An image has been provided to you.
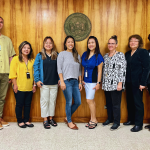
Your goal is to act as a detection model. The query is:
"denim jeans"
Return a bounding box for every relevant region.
[63,79,81,123]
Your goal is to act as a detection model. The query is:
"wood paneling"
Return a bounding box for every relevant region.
[1,0,150,122]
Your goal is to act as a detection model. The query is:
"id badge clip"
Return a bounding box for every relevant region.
[26,72,30,79]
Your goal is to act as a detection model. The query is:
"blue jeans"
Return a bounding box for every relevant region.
[63,79,81,123]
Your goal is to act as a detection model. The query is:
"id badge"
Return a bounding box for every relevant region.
[85,70,88,77]
[0,45,1,51]
[26,72,30,79]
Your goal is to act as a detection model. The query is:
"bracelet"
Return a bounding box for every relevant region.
[33,84,37,86]
[97,82,101,85]
[79,83,82,85]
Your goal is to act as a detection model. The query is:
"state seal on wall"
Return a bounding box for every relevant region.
[64,13,92,41]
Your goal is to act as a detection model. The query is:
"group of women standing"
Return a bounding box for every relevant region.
[9,34,150,132]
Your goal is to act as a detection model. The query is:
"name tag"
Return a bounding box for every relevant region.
[85,70,88,77]
[26,72,30,79]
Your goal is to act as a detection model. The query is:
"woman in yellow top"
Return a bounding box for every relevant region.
[9,41,36,128]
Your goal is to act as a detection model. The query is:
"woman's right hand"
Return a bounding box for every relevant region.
[61,81,66,91]
[37,81,43,88]
[13,84,18,93]
[82,81,85,88]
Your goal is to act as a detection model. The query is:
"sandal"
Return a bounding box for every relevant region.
[43,120,51,129]
[85,121,92,127]
[145,125,150,129]
[49,119,57,127]
[88,121,98,129]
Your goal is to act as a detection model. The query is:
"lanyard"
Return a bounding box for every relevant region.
[25,60,28,72]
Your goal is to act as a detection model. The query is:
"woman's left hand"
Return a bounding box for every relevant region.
[139,85,145,91]
[79,84,82,91]
[117,82,122,91]
[33,86,36,93]
[58,80,60,87]
[93,84,100,91]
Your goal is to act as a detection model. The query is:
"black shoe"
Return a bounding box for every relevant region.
[145,125,150,129]
[130,126,143,132]
[25,123,34,127]
[48,119,57,127]
[43,121,51,129]
[103,120,113,126]
[123,121,134,126]
[110,124,120,131]
[18,123,26,128]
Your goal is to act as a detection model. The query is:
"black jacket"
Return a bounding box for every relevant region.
[147,49,150,84]
[125,48,149,87]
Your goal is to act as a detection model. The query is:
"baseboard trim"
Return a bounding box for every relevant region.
[3,116,150,123]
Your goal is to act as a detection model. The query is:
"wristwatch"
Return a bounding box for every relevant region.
[97,82,101,84]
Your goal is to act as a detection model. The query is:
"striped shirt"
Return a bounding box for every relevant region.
[57,51,81,81]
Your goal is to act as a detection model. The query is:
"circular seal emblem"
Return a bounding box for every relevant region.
[64,13,92,41]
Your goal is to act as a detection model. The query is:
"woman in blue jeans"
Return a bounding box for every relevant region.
[57,36,82,130]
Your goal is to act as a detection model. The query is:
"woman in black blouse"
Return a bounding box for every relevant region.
[124,34,149,132]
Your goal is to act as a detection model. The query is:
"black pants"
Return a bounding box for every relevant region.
[14,91,33,123]
[126,83,144,126]
[105,90,122,125]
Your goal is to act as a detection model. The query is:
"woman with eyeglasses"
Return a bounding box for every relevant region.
[123,35,149,132]
[102,35,126,131]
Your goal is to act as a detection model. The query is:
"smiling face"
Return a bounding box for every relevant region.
[88,38,96,52]
[22,44,31,56]
[65,38,74,50]
[0,18,4,31]
[108,39,117,51]
[44,38,53,51]
[129,37,139,50]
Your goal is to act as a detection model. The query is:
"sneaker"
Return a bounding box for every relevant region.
[0,119,10,127]
[110,123,120,131]
[103,120,113,126]
[0,123,3,130]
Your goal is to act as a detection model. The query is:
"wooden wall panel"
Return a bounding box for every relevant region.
[0,0,150,122]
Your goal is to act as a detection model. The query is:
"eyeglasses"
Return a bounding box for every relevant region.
[129,40,139,42]
[107,43,116,45]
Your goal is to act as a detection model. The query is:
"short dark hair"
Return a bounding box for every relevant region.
[128,34,143,48]
[109,35,118,44]
[0,17,4,21]
[19,41,33,62]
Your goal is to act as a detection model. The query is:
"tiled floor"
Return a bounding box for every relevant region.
[1,122,150,150]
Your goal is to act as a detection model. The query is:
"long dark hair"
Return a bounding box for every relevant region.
[85,36,101,60]
[40,36,57,60]
[64,36,79,63]
[19,41,33,62]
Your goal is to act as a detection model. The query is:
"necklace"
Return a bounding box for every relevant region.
[131,49,137,56]
[108,50,116,59]
[46,53,51,57]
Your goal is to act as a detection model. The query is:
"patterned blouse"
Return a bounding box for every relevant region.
[102,52,126,91]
